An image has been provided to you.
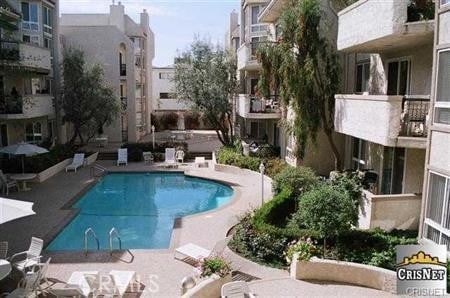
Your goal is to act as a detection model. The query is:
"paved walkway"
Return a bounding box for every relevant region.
[0,161,392,297]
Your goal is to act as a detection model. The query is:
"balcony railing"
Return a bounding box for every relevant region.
[400,95,430,137]
[0,40,20,61]
[249,96,280,113]
[0,95,23,114]
[120,64,126,76]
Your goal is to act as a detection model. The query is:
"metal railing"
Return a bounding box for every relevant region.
[0,95,23,114]
[0,40,20,61]
[248,95,280,113]
[84,227,100,255]
[109,227,122,255]
[400,95,430,137]
[90,163,107,178]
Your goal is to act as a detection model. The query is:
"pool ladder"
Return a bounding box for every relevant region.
[109,227,122,255]
[84,227,100,255]
[90,163,107,178]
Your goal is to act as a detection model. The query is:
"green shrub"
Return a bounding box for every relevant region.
[199,256,232,278]
[217,147,261,172]
[330,171,363,209]
[251,144,278,159]
[290,184,358,241]
[228,213,289,268]
[160,112,179,130]
[253,188,295,228]
[184,112,200,130]
[272,166,320,197]
[332,229,418,270]
[265,158,288,178]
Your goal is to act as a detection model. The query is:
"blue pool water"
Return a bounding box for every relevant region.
[47,173,233,251]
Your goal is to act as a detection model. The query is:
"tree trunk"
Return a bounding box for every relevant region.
[324,128,342,170]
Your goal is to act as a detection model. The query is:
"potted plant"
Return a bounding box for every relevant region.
[284,237,320,265]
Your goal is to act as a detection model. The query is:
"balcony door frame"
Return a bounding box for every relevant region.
[386,56,412,96]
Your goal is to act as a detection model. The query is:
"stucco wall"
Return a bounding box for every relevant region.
[359,190,421,231]
[428,131,450,171]
[403,148,425,194]
[1,117,50,145]
[61,25,137,143]
[151,68,190,111]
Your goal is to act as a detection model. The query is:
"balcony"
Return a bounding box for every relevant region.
[236,94,282,119]
[334,94,430,148]
[237,42,267,71]
[0,41,51,72]
[337,0,434,53]
[0,94,54,120]
[258,0,288,23]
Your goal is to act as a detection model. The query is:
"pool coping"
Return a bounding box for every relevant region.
[43,170,241,253]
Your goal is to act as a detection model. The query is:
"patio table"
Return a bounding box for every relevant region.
[0,259,11,280]
[10,173,37,191]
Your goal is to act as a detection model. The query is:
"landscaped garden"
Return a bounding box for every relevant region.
[217,145,418,271]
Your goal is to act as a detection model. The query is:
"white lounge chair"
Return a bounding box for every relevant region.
[175,150,185,163]
[110,270,136,296]
[221,281,256,298]
[65,153,85,172]
[10,237,43,274]
[175,238,228,264]
[195,157,208,168]
[0,170,18,195]
[164,148,177,168]
[49,287,86,297]
[143,151,154,164]
[117,148,128,166]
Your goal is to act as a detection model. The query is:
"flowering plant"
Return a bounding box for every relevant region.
[284,238,320,264]
[196,256,232,278]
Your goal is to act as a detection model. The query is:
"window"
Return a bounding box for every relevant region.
[22,34,39,46]
[42,6,53,35]
[159,72,173,80]
[380,147,405,195]
[251,6,260,25]
[351,137,366,170]
[21,2,39,31]
[424,172,450,251]
[28,77,51,94]
[435,50,450,125]
[159,92,176,99]
[387,58,410,95]
[43,36,52,49]
[25,122,42,143]
[355,62,370,93]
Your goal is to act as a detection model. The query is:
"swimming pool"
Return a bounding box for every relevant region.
[47,172,234,251]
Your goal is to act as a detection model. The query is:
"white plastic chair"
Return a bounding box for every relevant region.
[165,148,176,167]
[175,150,185,163]
[0,170,18,195]
[221,281,256,298]
[65,153,85,172]
[143,152,154,164]
[5,271,40,297]
[10,237,43,274]
[117,148,128,166]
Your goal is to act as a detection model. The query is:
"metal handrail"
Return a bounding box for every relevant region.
[90,163,107,177]
[84,227,99,255]
[109,227,122,255]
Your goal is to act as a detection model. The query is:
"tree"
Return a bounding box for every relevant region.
[174,38,238,145]
[258,0,342,169]
[291,184,358,255]
[61,48,119,145]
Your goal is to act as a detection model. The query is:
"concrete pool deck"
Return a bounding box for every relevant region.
[0,161,393,297]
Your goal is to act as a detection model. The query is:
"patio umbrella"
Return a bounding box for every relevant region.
[0,197,35,224]
[0,142,49,173]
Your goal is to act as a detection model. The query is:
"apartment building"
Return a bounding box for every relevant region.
[419,0,450,251]
[234,0,344,175]
[225,10,240,55]
[335,0,437,230]
[60,2,155,143]
[0,0,59,146]
[151,65,190,130]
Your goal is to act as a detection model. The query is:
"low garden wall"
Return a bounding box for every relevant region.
[290,256,396,294]
[34,152,98,183]
[181,274,232,298]
[359,190,421,231]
